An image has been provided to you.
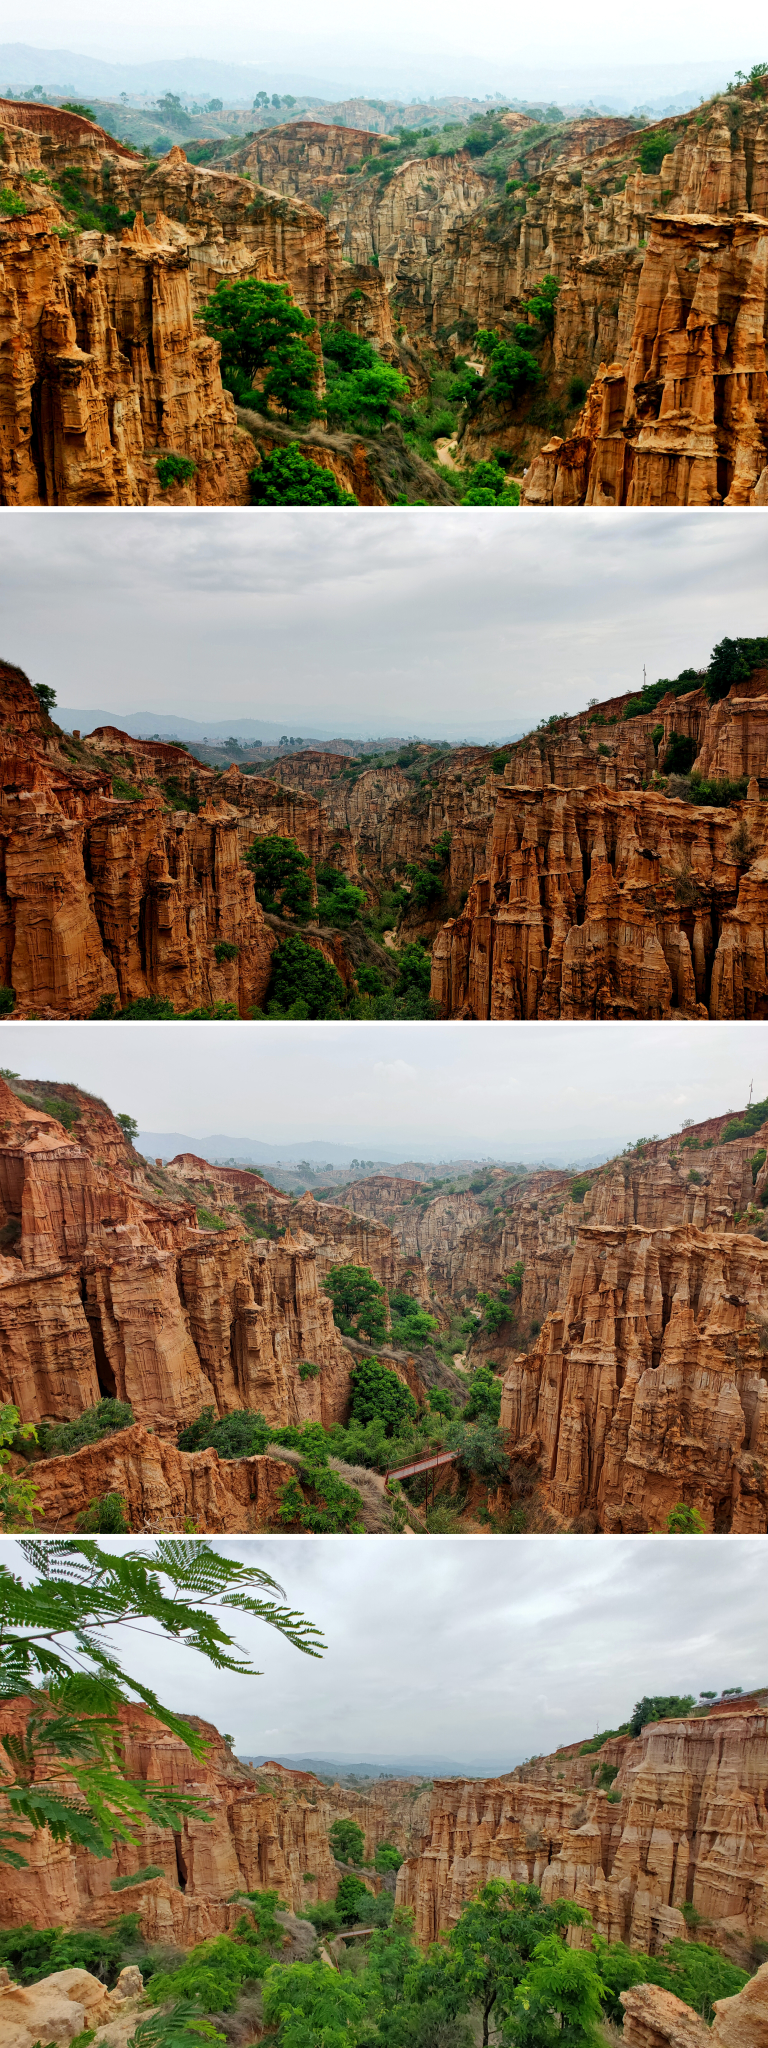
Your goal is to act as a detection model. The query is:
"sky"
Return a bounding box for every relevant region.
[4,1020,766,1162]
[6,1536,762,1770]
[2,510,767,741]
[0,4,753,98]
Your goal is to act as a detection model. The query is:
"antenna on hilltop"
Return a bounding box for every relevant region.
[748,1079,753,1106]
[643,664,646,689]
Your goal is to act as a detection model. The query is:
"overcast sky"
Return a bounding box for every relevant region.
[2,511,766,741]
[4,1021,765,1162]
[7,1536,761,1770]
[0,6,751,96]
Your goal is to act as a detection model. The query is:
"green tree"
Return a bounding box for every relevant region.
[262,1960,370,2048]
[329,1816,366,1864]
[395,943,432,1002]
[243,836,313,918]
[32,683,57,714]
[666,1503,706,1533]
[321,324,409,433]
[0,1539,322,1868]
[202,279,320,424]
[628,1694,696,1737]
[349,1356,419,1433]
[510,1935,605,2048]
[249,446,357,504]
[705,635,768,703]
[261,936,347,1018]
[0,1407,39,1531]
[117,1113,139,1141]
[428,1881,590,2048]
[336,1872,372,1922]
[325,1266,389,1346]
[464,1367,502,1423]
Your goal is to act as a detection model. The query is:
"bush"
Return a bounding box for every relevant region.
[374,1842,402,1872]
[349,1357,419,1435]
[705,635,768,703]
[721,1095,768,1143]
[321,324,408,432]
[0,988,16,1016]
[249,445,357,504]
[0,189,27,216]
[111,1866,163,1891]
[261,935,347,1018]
[156,453,196,490]
[567,374,588,406]
[298,1360,320,1380]
[336,1873,372,1922]
[0,1917,140,1987]
[394,943,432,1002]
[243,835,313,918]
[622,667,700,719]
[464,1367,502,1424]
[388,1288,438,1349]
[37,1400,134,1460]
[75,1492,129,1533]
[330,1818,366,1865]
[146,1930,273,2010]
[661,730,697,776]
[203,278,320,424]
[639,132,673,173]
[178,1407,270,1458]
[666,1503,706,1533]
[277,1467,364,1534]
[628,1694,695,1736]
[214,940,239,962]
[325,1265,390,1346]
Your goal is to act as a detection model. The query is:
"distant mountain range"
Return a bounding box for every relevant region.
[55,708,523,745]
[242,1751,514,1777]
[137,1135,510,1168]
[0,44,731,112]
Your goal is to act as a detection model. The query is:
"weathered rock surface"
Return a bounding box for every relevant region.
[397,1701,768,1959]
[430,672,768,1021]
[0,1704,432,1934]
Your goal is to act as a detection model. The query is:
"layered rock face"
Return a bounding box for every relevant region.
[0,662,371,1018]
[0,1703,431,1937]
[0,107,396,506]
[431,674,768,1021]
[397,1701,768,1960]
[0,1075,355,1442]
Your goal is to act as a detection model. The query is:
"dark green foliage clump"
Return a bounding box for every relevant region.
[638,131,673,173]
[349,1357,419,1435]
[687,772,749,805]
[325,1265,390,1345]
[666,1503,706,1533]
[394,942,432,1003]
[460,457,521,505]
[145,1920,278,2011]
[260,935,347,1019]
[320,324,408,433]
[52,164,136,233]
[477,1262,524,1331]
[388,1288,439,1348]
[214,940,239,963]
[329,1817,365,1864]
[178,1407,270,1458]
[36,1399,134,1460]
[249,446,357,504]
[0,1916,140,1987]
[75,1492,129,1533]
[705,635,768,703]
[202,278,321,425]
[622,666,700,718]
[0,987,15,1015]
[628,1694,696,1736]
[374,1841,402,1872]
[335,1872,373,1922]
[721,1095,768,1143]
[156,454,196,490]
[600,1939,747,2027]
[243,835,313,918]
[569,1177,592,1204]
[110,1865,164,1890]
[463,1366,502,1424]
[661,730,697,775]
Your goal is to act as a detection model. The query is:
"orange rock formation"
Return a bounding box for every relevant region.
[396,1699,768,1960]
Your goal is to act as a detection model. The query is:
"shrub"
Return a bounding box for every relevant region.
[661,730,696,775]
[298,1360,320,1380]
[325,1265,389,1346]
[639,132,673,173]
[349,1357,419,1434]
[569,1176,592,1204]
[704,634,768,703]
[567,374,588,406]
[75,1492,129,1533]
[330,1818,366,1865]
[0,988,15,1015]
[0,1917,141,1987]
[388,1288,438,1348]
[394,943,432,1002]
[628,1694,695,1736]
[243,835,313,918]
[214,940,239,962]
[261,935,347,1018]
[277,1467,364,1534]
[464,1367,502,1424]
[336,1873,372,1922]
[178,1407,270,1457]
[111,1866,163,1891]
[249,445,357,504]
[666,1503,706,1533]
[146,1930,272,2011]
[320,324,408,432]
[156,454,196,489]
[721,1095,768,1143]
[0,189,27,216]
[373,1842,402,1872]
[36,1399,133,1459]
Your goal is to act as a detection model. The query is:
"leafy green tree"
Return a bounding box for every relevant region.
[510,1935,605,2047]
[395,943,432,1001]
[0,1407,39,1530]
[156,454,196,490]
[639,132,672,174]
[202,279,321,424]
[325,1266,390,1346]
[336,1872,373,1922]
[0,1539,322,1868]
[705,635,768,703]
[316,861,366,926]
[262,1960,370,2048]
[374,1842,403,1871]
[628,1694,696,1737]
[32,683,57,713]
[388,1289,438,1348]
[330,1817,366,1864]
[464,1367,502,1423]
[425,1881,590,2048]
[249,447,357,504]
[321,324,409,433]
[243,836,313,918]
[349,1356,419,1433]
[261,936,347,1018]
[117,1113,139,1141]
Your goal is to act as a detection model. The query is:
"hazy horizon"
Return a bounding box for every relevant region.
[8,1536,761,1766]
[3,1021,765,1161]
[2,511,767,740]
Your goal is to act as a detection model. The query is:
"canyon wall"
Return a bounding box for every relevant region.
[430,674,768,1021]
[0,1703,431,1937]
[0,662,376,1018]
[397,1700,768,1960]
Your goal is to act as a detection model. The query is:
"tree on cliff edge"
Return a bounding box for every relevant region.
[0,1538,323,1867]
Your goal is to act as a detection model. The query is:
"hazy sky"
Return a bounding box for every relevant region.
[2,510,766,740]
[0,4,751,90]
[4,1021,765,1161]
[7,1536,761,1769]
